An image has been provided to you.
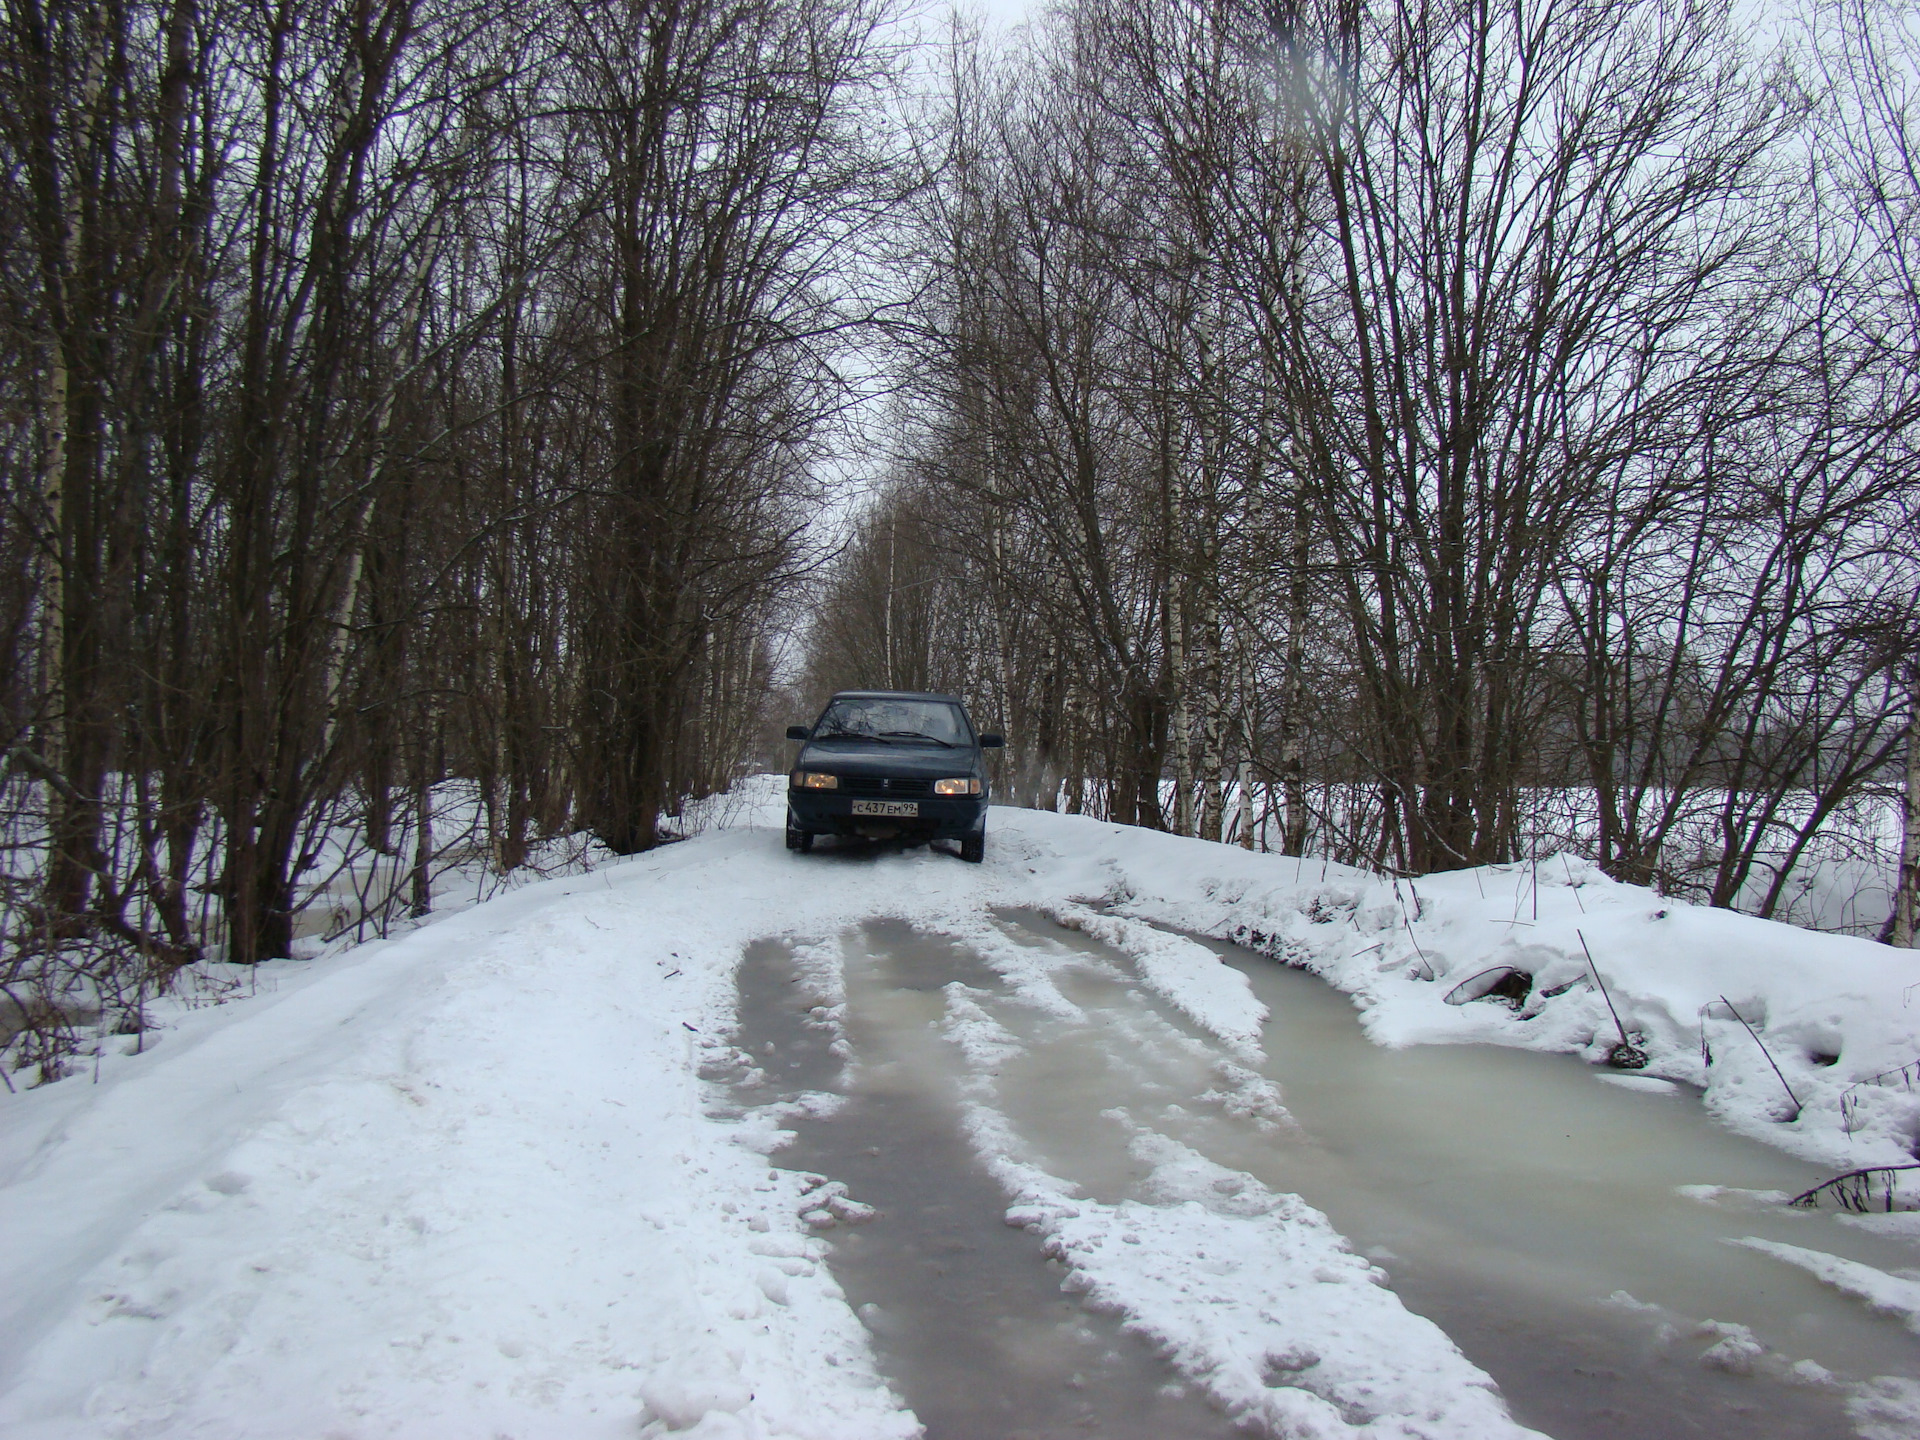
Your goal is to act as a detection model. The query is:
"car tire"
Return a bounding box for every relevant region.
[786,824,813,853]
[959,832,984,864]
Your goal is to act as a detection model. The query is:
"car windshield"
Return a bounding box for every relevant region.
[813,698,968,746]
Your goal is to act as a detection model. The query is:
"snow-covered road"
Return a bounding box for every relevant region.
[4,784,1920,1438]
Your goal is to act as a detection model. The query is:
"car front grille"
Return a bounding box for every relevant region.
[840,775,933,797]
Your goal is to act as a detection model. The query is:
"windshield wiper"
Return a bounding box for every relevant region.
[880,730,954,746]
[812,729,876,742]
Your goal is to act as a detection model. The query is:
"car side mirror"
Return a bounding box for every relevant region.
[979,733,1004,748]
[785,725,809,741]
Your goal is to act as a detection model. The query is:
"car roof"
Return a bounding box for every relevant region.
[826,690,966,705]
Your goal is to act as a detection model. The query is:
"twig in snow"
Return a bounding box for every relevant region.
[1393,884,1435,978]
[1576,929,1646,1069]
[1562,855,1586,913]
[1444,966,1531,1009]
[1838,1057,1920,1135]
[1706,995,1802,1119]
[1404,939,1435,981]
[1789,1163,1920,1213]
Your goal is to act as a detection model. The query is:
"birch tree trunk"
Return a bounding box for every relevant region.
[1197,580,1225,842]
[1894,667,1919,948]
[1169,576,1194,835]
[1280,481,1311,857]
[1235,759,1253,849]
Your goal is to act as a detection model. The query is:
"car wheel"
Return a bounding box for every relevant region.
[959,832,984,864]
[786,824,813,853]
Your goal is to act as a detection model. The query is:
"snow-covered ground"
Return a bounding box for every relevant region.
[3,778,1918,1438]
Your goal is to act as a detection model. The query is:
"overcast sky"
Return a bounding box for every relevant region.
[940,0,1042,38]
[974,0,1038,28]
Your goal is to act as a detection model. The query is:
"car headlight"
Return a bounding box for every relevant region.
[934,777,981,796]
[792,771,839,789]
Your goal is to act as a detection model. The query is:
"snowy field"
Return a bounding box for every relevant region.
[3,777,1919,1438]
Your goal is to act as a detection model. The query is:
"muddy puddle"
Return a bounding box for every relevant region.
[727,913,1920,1440]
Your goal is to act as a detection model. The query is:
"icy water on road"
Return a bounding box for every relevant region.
[729,924,1245,1440]
[995,912,1920,1439]
[731,912,1920,1439]
[1184,923,1920,1439]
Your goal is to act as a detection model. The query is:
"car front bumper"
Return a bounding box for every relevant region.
[787,789,987,841]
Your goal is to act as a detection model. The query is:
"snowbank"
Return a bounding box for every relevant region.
[1032,820,1920,1177]
[0,800,939,1440]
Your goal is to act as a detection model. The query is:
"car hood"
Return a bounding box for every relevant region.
[796,740,979,778]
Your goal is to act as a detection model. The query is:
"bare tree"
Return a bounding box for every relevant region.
[872,0,1913,933]
[0,0,896,1081]
[1802,0,1920,941]
[552,0,892,855]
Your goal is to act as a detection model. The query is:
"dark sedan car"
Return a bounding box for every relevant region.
[784,690,1003,862]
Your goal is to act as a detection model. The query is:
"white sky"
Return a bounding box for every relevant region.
[970,0,1040,30]
[927,0,1042,40]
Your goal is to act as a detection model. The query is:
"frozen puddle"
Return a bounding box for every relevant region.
[727,914,1920,1439]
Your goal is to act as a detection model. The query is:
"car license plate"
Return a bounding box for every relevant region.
[851,800,918,817]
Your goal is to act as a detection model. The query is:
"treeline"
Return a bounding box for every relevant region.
[0,0,897,1026]
[3,0,1916,1056]
[806,0,1920,938]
